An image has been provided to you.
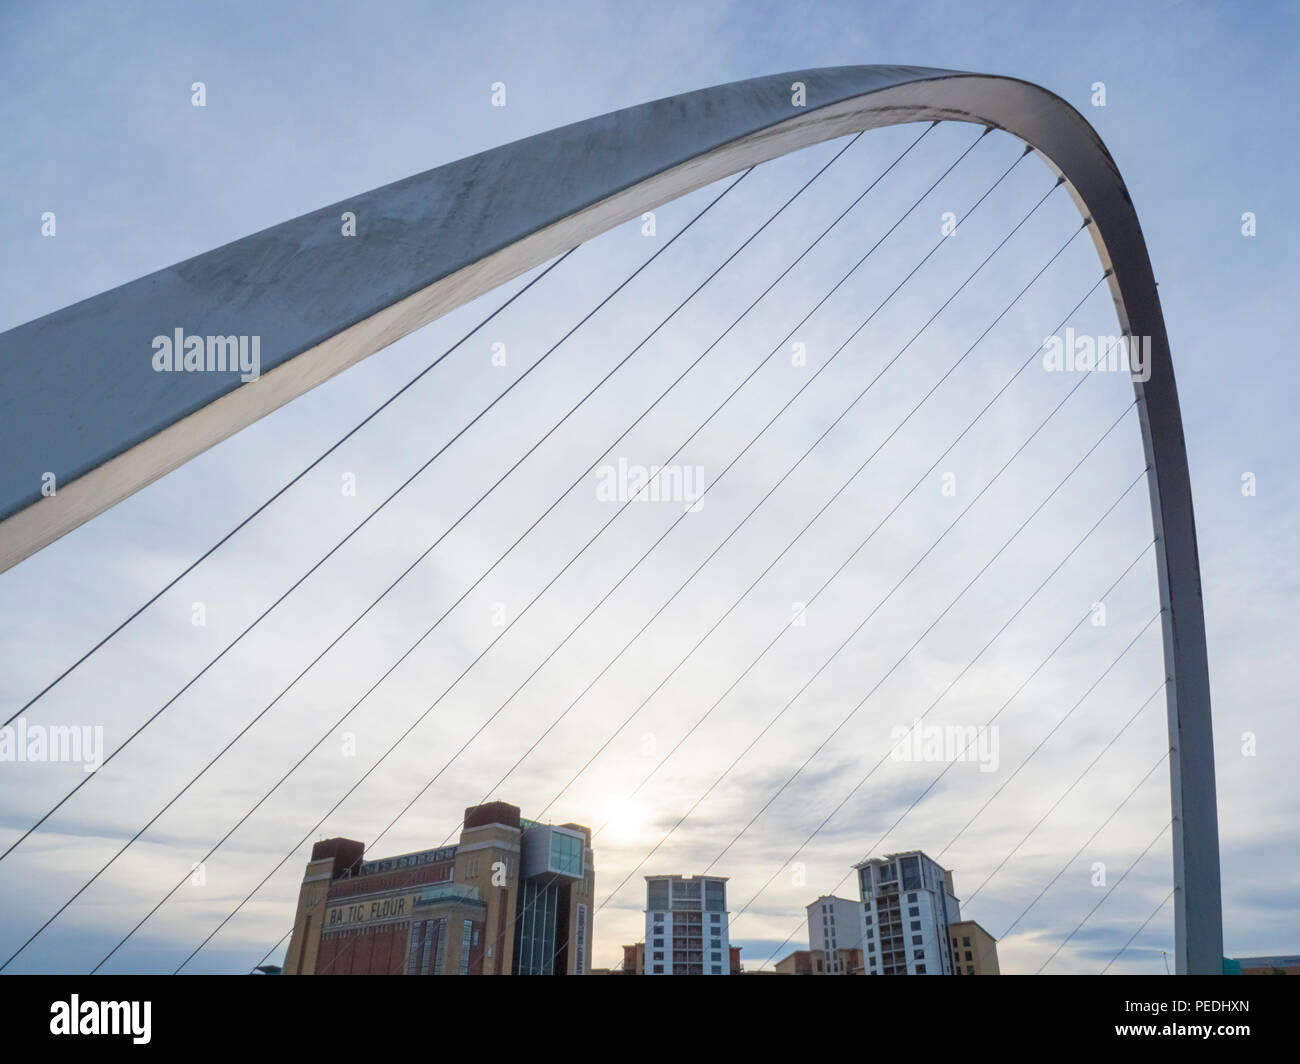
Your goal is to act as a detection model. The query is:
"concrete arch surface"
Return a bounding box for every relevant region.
[0,65,1221,972]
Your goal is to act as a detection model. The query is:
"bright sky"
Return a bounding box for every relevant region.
[0,0,1295,975]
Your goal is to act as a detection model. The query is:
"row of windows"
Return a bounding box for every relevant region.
[405,917,446,976]
[646,880,727,912]
[359,847,457,877]
[651,912,723,923]
[863,895,919,917]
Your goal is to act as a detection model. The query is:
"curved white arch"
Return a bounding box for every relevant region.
[0,65,1221,972]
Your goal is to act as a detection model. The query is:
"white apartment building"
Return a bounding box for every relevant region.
[806,895,862,974]
[644,875,730,975]
[855,851,961,975]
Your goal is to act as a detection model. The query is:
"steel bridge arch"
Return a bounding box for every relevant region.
[0,65,1222,973]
